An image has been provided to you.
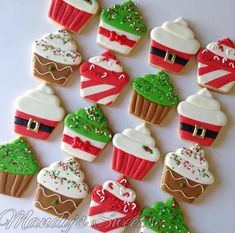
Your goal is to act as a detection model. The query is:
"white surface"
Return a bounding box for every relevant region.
[0,0,235,233]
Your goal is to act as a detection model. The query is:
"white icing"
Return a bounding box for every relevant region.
[151,17,200,54]
[33,29,82,65]
[103,180,136,202]
[113,124,160,162]
[15,85,65,121]
[63,0,99,14]
[37,157,89,199]
[165,145,214,184]
[177,88,227,125]
[207,42,235,60]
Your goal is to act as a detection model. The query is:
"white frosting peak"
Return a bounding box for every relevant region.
[38,84,54,94]
[198,88,212,98]
[175,17,188,27]
[135,124,151,135]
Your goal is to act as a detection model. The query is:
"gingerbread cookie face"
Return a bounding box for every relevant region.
[97,0,147,55]
[0,138,40,197]
[80,50,129,106]
[61,105,112,162]
[48,0,99,33]
[32,29,82,86]
[88,176,140,232]
[140,198,190,233]
[35,157,89,218]
[197,38,235,93]
[161,144,214,203]
[14,85,65,140]
[177,88,227,146]
[150,17,200,73]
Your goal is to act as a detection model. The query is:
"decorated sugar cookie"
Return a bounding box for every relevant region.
[197,38,235,93]
[61,105,112,162]
[32,29,82,86]
[35,157,89,218]
[140,198,190,233]
[80,50,129,106]
[97,0,147,55]
[112,124,160,180]
[129,71,179,125]
[14,85,65,140]
[161,144,214,203]
[177,88,227,146]
[88,176,140,232]
[0,138,40,197]
[150,17,200,73]
[48,0,99,33]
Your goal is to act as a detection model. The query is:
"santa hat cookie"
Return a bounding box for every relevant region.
[97,0,147,55]
[80,50,129,106]
[150,17,200,73]
[88,176,140,233]
[197,38,235,93]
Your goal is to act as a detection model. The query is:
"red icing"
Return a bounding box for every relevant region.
[102,50,118,61]
[218,38,235,48]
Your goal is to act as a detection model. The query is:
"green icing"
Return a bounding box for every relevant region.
[141,198,190,233]
[101,0,147,36]
[0,138,40,176]
[65,105,113,143]
[132,71,179,106]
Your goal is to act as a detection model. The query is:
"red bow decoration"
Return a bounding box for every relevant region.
[72,137,90,150]
[109,31,127,45]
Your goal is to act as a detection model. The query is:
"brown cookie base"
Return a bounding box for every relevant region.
[198,82,227,94]
[33,54,78,86]
[35,184,83,218]
[129,90,171,125]
[0,172,33,197]
[160,166,208,203]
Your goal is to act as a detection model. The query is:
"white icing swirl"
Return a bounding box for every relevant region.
[151,17,200,54]
[113,124,160,162]
[63,0,99,14]
[165,144,214,184]
[16,85,65,121]
[33,29,82,65]
[177,88,227,125]
[37,157,89,199]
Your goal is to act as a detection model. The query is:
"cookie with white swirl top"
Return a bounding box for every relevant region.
[32,29,82,86]
[35,157,89,218]
[161,144,214,203]
[88,176,140,233]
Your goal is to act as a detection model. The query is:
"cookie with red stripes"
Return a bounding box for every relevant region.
[48,0,99,33]
[61,105,112,162]
[14,85,65,140]
[149,17,200,73]
[177,88,227,147]
[97,0,147,55]
[197,38,235,93]
[80,50,129,106]
[88,176,140,233]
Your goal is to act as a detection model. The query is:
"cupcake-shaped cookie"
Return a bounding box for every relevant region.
[88,176,140,232]
[197,38,235,93]
[0,138,40,197]
[33,29,82,86]
[161,144,214,203]
[48,0,99,33]
[112,124,160,180]
[80,50,129,106]
[177,88,227,146]
[140,198,190,233]
[61,105,112,162]
[150,17,200,73]
[129,71,179,125]
[97,0,147,55]
[35,157,89,218]
[14,85,65,140]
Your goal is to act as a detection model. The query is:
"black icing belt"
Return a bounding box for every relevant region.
[14,117,54,133]
[150,47,189,66]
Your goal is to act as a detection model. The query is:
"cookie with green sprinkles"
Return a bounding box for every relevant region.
[97,0,147,55]
[0,137,40,197]
[140,198,190,233]
[129,71,179,125]
[61,104,113,162]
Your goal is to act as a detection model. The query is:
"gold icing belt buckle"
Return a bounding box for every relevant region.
[164,51,176,64]
[193,125,207,138]
[27,118,40,132]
